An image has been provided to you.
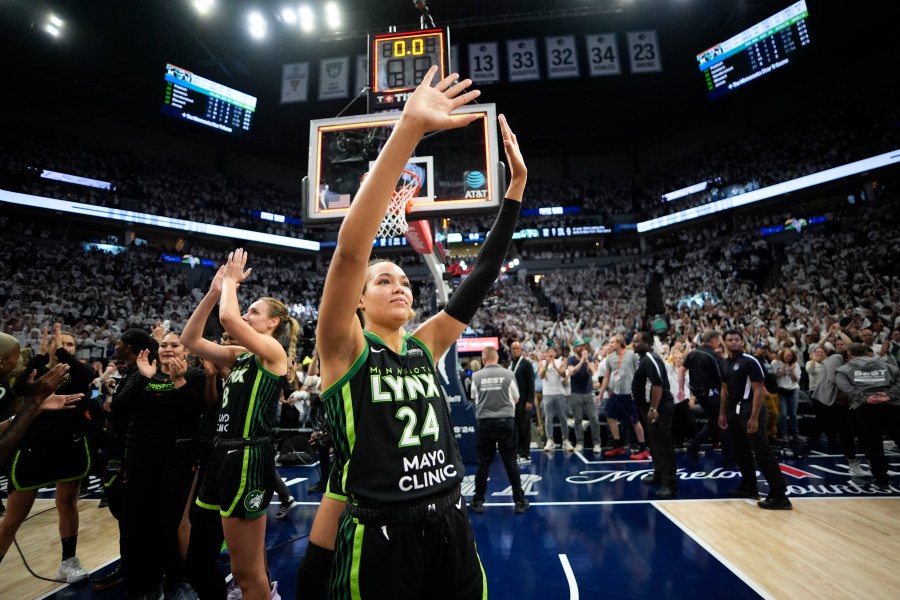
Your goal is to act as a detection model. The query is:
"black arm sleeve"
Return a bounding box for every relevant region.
[444,198,521,324]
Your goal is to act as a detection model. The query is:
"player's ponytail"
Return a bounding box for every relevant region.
[262,297,301,372]
[286,316,300,370]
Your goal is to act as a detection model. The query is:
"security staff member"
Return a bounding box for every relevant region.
[631,332,678,499]
[718,330,792,510]
[509,341,535,463]
[682,330,733,464]
[470,346,530,514]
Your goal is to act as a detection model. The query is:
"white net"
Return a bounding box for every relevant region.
[375,171,420,239]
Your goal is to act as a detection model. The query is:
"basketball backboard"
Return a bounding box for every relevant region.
[303,103,502,224]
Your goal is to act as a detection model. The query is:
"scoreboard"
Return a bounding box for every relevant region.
[369,28,450,112]
[161,63,257,135]
[697,1,811,101]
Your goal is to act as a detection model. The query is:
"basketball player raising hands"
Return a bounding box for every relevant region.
[297,65,527,599]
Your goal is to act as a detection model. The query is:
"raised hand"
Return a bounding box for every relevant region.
[152,320,167,342]
[38,325,50,356]
[48,322,63,355]
[136,349,158,378]
[39,392,83,412]
[224,249,253,285]
[401,66,481,135]
[24,363,70,399]
[209,265,226,297]
[499,114,526,201]
[167,356,188,382]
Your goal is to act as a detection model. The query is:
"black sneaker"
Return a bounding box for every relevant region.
[757,496,792,510]
[469,499,484,513]
[98,494,109,509]
[655,486,678,500]
[307,482,326,494]
[641,476,662,486]
[873,480,891,492]
[93,564,124,591]
[514,499,530,514]
[728,487,760,499]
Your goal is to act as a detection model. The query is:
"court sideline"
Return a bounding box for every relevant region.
[3,445,898,599]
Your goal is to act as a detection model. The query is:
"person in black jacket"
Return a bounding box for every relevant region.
[632,332,678,499]
[94,327,159,592]
[718,330,792,510]
[682,330,734,466]
[115,331,208,600]
[509,340,535,463]
[0,324,96,582]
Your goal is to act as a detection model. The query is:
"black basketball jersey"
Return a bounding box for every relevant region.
[323,330,464,505]
[0,380,15,421]
[216,352,281,440]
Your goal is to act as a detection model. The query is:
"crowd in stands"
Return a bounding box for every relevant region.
[640,87,900,218]
[4,189,898,381]
[0,221,321,359]
[1,76,898,377]
[0,128,313,240]
[2,88,896,242]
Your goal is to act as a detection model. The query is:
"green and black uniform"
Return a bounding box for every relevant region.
[196,351,280,519]
[324,331,484,600]
[9,349,94,490]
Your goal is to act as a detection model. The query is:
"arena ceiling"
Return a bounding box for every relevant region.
[0,1,892,160]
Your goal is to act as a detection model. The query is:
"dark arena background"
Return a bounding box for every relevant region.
[1,1,899,599]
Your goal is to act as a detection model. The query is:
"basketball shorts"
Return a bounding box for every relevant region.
[196,437,275,519]
[9,434,91,491]
[329,486,486,600]
[604,393,640,425]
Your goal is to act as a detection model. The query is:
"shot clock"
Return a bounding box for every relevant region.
[368,27,450,112]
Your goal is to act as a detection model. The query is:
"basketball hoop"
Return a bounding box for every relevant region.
[368,169,421,240]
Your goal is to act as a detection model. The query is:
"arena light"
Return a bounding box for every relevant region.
[45,14,63,37]
[298,5,315,32]
[247,11,268,39]
[324,3,341,30]
[0,188,321,252]
[281,7,297,25]
[661,180,708,202]
[192,0,215,15]
[637,147,900,233]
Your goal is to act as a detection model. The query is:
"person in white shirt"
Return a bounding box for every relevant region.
[772,347,802,440]
[595,335,649,459]
[667,351,696,446]
[539,347,573,452]
[805,346,827,392]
